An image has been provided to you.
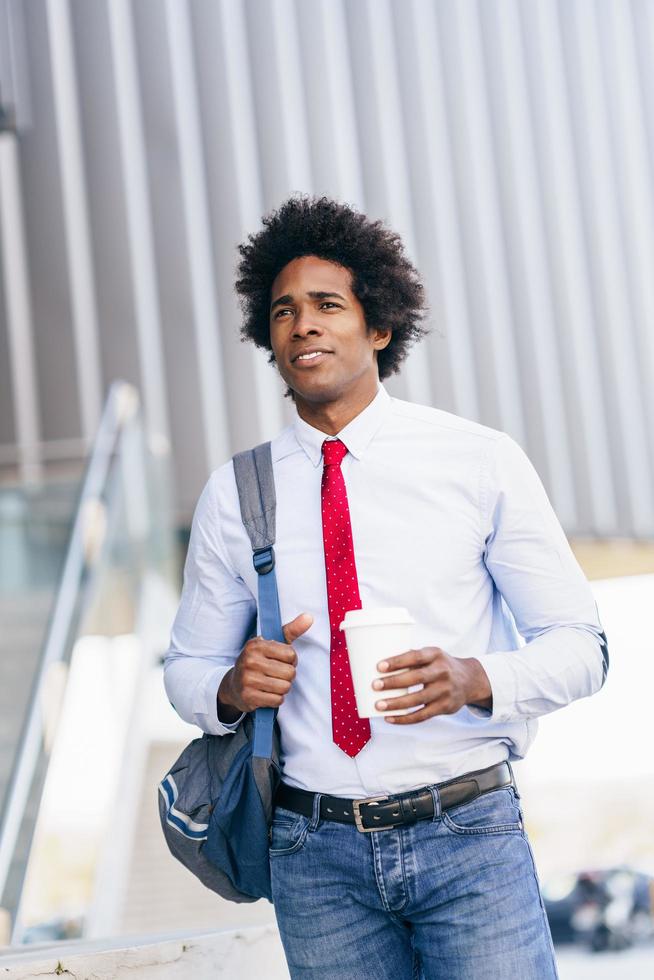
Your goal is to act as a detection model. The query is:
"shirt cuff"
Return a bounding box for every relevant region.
[466,653,517,724]
[217,699,246,730]
[218,712,245,731]
[196,665,245,736]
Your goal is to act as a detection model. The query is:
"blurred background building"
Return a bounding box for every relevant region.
[0,0,653,975]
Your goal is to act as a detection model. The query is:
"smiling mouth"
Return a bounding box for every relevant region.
[292,351,333,366]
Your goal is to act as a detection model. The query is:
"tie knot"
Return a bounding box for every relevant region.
[322,438,348,467]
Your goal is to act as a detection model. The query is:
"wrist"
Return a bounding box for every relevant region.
[217,669,243,723]
[463,658,493,711]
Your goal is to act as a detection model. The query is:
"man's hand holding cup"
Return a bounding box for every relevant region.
[372,646,493,724]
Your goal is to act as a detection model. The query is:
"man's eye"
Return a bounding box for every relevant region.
[274,309,292,318]
[320,302,338,309]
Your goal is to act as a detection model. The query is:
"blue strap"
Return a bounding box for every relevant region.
[252,547,284,759]
[232,443,282,761]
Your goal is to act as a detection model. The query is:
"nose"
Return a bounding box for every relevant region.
[292,307,323,338]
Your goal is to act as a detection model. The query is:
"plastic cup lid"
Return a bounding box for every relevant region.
[339,607,415,630]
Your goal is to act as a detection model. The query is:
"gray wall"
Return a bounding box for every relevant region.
[1,0,653,534]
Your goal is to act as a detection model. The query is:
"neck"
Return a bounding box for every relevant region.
[295,379,379,435]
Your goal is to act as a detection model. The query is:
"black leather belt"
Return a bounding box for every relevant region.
[275,761,514,833]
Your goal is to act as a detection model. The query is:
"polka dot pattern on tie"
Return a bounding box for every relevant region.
[321,438,371,757]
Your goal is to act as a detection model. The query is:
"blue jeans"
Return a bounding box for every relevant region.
[270,783,558,979]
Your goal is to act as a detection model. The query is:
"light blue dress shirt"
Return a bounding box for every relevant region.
[164,383,608,797]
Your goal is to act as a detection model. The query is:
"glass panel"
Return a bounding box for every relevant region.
[0,479,80,814]
[1,408,178,944]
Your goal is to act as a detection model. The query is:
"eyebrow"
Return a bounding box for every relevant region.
[270,290,347,312]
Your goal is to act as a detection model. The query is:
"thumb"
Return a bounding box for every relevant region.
[282,612,314,645]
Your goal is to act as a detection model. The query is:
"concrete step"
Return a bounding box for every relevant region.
[0,925,289,979]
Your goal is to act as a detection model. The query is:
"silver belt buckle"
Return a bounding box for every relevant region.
[352,795,391,833]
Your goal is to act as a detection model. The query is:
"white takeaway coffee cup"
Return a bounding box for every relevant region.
[339,607,417,719]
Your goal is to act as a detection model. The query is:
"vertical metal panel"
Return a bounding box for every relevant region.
[246,0,313,206]
[0,0,31,128]
[106,0,171,450]
[393,0,479,423]
[436,0,525,444]
[0,262,14,447]
[3,0,653,535]
[15,0,80,444]
[189,0,285,449]
[130,0,208,510]
[561,0,654,535]
[164,0,230,474]
[0,1,13,108]
[597,1,654,470]
[479,0,577,526]
[69,0,141,401]
[45,0,103,439]
[344,0,432,405]
[294,0,365,207]
[633,0,654,171]
[0,133,41,481]
[519,1,617,535]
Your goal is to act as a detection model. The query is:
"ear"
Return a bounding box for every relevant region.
[372,327,392,351]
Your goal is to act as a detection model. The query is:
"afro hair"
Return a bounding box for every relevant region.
[235,195,429,396]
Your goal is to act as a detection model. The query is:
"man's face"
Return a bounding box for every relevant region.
[269,255,390,410]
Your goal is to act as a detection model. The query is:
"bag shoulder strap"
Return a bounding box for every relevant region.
[232,441,277,553]
[232,442,282,759]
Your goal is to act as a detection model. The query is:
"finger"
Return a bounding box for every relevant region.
[372,667,441,692]
[282,613,314,645]
[257,692,285,708]
[377,647,440,674]
[258,640,299,665]
[374,684,437,712]
[251,674,292,696]
[243,691,285,710]
[260,658,296,681]
[384,701,448,725]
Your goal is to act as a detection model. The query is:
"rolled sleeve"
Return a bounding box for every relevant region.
[475,435,608,724]
[163,470,256,736]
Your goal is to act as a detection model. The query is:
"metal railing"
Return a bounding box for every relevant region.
[0,380,150,941]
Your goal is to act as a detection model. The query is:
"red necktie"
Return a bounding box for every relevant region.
[321,438,371,757]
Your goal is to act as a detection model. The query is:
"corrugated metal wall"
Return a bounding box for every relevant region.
[1,0,653,534]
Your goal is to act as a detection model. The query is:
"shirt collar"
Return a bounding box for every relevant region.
[291,383,391,467]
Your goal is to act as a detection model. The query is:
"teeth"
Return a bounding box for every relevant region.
[297,351,326,360]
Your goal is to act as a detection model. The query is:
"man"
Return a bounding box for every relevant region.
[164,195,608,979]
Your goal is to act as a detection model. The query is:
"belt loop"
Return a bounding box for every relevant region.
[309,792,322,830]
[507,760,520,799]
[428,784,442,821]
